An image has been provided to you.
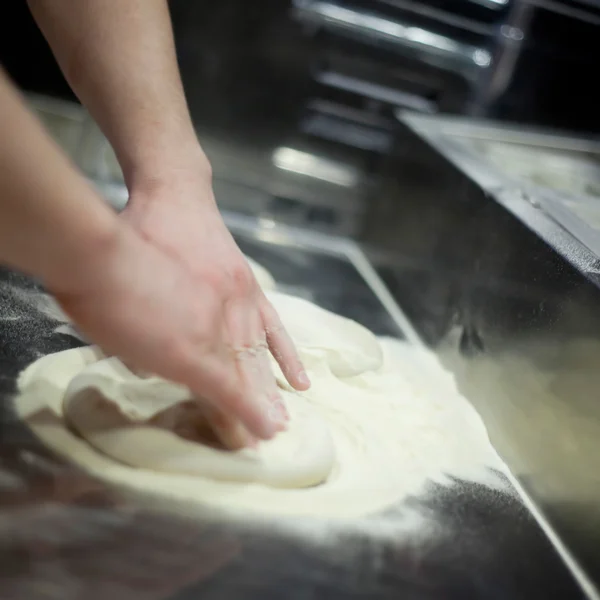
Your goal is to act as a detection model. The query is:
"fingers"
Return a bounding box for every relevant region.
[201,405,258,450]
[260,296,311,392]
[181,354,283,442]
[226,294,289,428]
[152,400,255,451]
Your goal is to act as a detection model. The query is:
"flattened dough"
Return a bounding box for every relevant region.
[62,357,335,488]
[56,289,383,489]
[266,291,383,378]
[14,258,505,519]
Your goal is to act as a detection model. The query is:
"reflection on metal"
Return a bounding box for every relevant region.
[383,110,600,595]
[525,0,600,27]
[469,0,509,7]
[500,24,525,41]
[347,245,423,345]
[400,111,600,265]
[400,112,600,203]
[307,98,391,128]
[506,471,600,600]
[472,48,492,67]
[375,0,496,36]
[474,140,600,199]
[293,1,492,74]
[222,209,419,341]
[301,114,393,152]
[400,110,600,153]
[471,0,532,115]
[25,94,87,161]
[272,147,360,188]
[316,70,438,113]
[258,217,277,230]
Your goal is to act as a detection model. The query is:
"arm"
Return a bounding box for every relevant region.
[25,0,309,445]
[0,69,285,445]
[28,0,309,393]
[0,70,118,292]
[26,0,206,191]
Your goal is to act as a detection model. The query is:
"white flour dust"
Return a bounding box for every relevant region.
[12,258,508,523]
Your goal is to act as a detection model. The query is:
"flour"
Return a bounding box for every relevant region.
[12,257,507,522]
[14,337,506,521]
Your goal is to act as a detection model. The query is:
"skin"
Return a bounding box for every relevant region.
[0,0,310,448]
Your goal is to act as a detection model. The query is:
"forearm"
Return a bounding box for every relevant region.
[27,0,207,190]
[0,71,119,292]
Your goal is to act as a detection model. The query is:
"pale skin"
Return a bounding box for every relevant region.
[0,0,310,448]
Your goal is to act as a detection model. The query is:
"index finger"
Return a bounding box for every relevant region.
[260,296,310,392]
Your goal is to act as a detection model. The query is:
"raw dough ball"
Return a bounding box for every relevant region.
[14,328,505,519]
[62,358,335,489]
[59,291,382,489]
[267,291,383,377]
[12,257,506,519]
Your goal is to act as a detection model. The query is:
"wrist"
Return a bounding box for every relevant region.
[124,143,214,207]
[122,133,212,192]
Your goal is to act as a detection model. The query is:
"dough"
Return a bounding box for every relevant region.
[62,357,335,488]
[265,292,383,378]
[246,256,276,291]
[57,287,384,488]
[14,261,506,520]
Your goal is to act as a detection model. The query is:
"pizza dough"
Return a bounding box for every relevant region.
[57,289,383,489]
[14,259,505,520]
[62,358,335,488]
[265,292,383,378]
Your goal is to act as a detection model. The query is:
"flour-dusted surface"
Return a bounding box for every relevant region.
[13,252,508,520]
[0,245,585,599]
[15,332,507,520]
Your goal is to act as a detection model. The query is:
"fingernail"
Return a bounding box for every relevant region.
[298,371,311,387]
[261,415,285,439]
[274,395,290,421]
[272,403,289,431]
[262,403,288,438]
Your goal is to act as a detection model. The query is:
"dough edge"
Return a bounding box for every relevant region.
[14,347,407,520]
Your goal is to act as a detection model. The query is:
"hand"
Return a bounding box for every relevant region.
[54,158,309,448]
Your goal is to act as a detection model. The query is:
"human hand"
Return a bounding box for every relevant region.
[53,158,309,448]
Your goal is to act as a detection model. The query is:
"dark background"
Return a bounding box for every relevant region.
[1,0,599,132]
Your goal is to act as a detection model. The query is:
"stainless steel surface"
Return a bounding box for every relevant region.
[292,0,493,79]
[8,93,588,598]
[525,0,600,26]
[26,94,370,236]
[401,111,600,263]
[0,214,586,599]
[27,94,88,161]
[374,0,498,36]
[470,0,532,115]
[468,0,510,9]
[369,111,600,596]
[314,70,438,114]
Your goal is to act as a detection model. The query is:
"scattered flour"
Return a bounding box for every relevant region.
[14,337,506,521]
[10,257,508,523]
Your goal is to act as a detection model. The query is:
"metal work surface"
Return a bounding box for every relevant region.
[400,111,600,266]
[365,113,600,596]
[0,218,583,599]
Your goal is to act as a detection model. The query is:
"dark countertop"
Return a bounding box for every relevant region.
[0,222,585,600]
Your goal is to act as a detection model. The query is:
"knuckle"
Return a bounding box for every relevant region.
[230,263,256,295]
[261,299,282,325]
[221,386,246,414]
[161,334,192,370]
